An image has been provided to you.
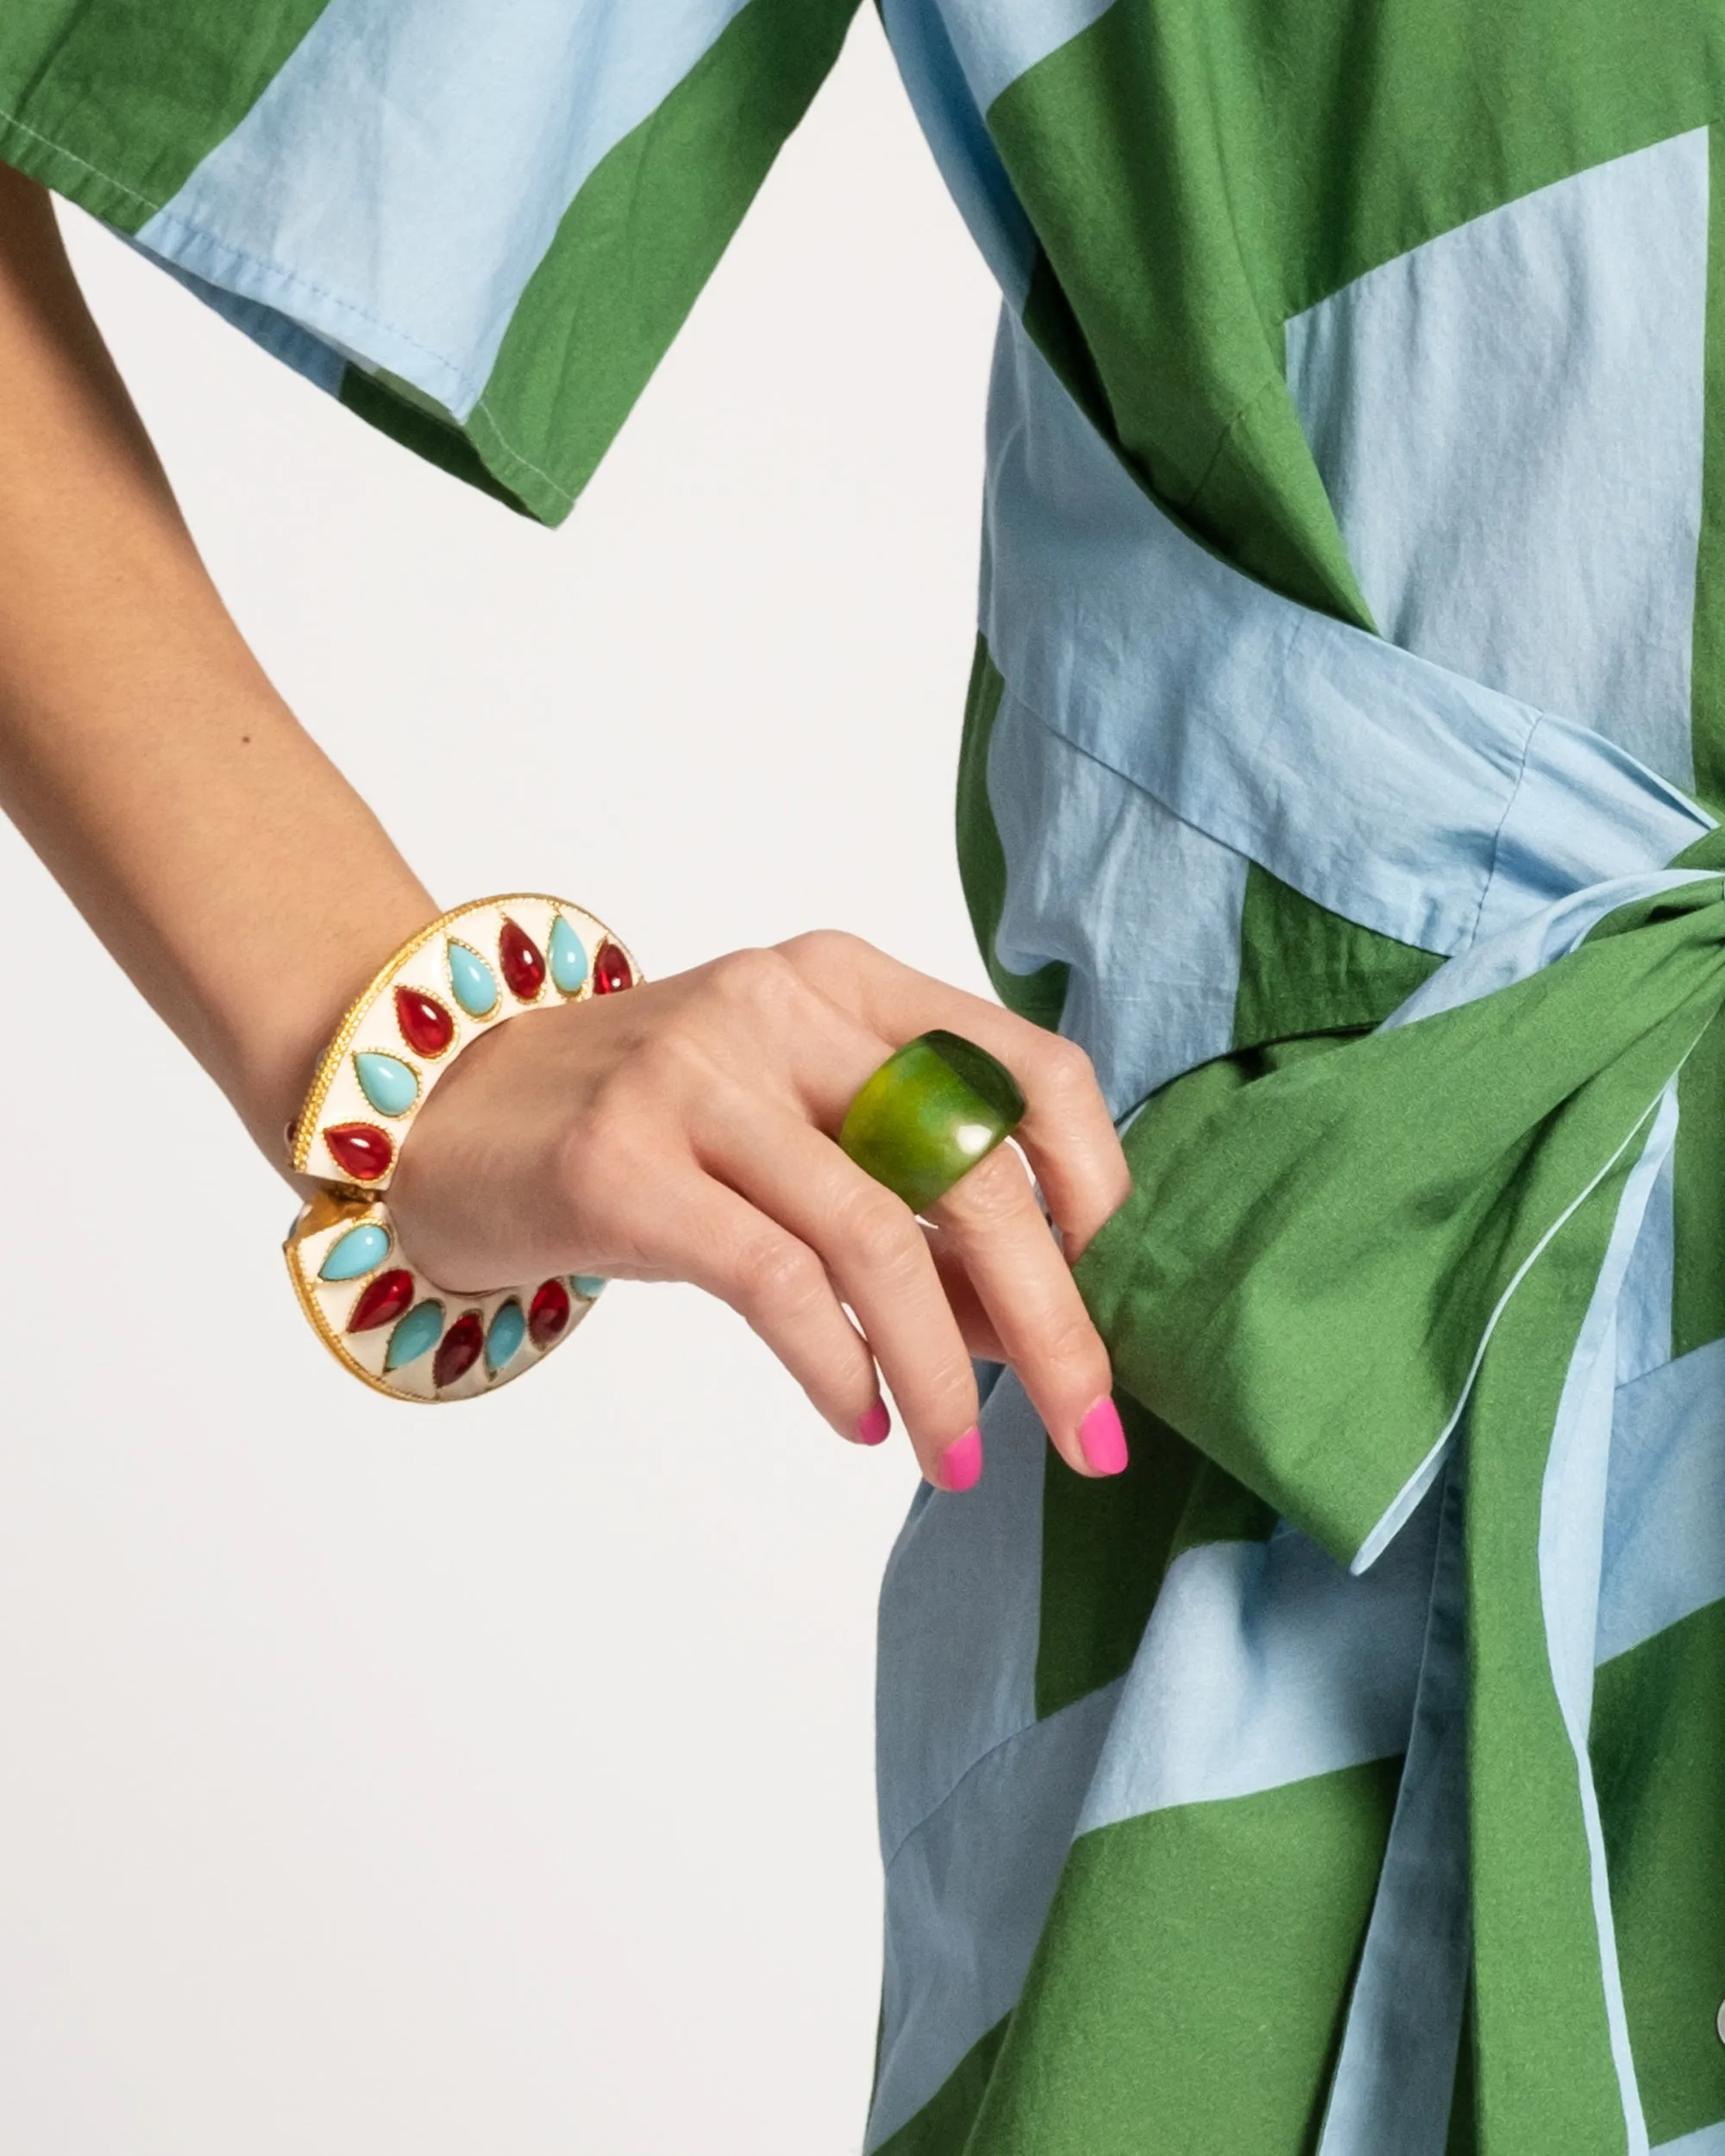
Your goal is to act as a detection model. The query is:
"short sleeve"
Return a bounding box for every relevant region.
[0,0,860,522]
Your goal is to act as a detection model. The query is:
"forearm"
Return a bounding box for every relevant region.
[0,165,433,1161]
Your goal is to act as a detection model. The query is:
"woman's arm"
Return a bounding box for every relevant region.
[0,165,1132,1489]
[0,162,434,1158]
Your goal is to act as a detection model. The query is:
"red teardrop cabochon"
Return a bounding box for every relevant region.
[528,1278,573,1346]
[395,984,454,1058]
[593,940,634,995]
[433,1311,486,1388]
[324,1123,393,1181]
[499,918,546,1001]
[348,1269,415,1334]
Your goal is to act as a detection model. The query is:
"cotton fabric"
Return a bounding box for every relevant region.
[6,4,1725,2149]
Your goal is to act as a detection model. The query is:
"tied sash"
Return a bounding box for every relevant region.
[1076,837,1725,2153]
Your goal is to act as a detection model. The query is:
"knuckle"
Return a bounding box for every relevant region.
[712,945,798,1011]
[945,1148,1030,1225]
[1036,1306,1105,1377]
[839,1187,920,1274]
[916,1357,980,1430]
[733,1233,825,1319]
[1036,1032,1098,1098]
[779,927,866,969]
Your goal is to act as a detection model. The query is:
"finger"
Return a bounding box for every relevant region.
[652,1166,891,1450]
[698,1101,983,1490]
[922,1225,1008,1363]
[778,932,1130,1254]
[931,1144,1126,1477]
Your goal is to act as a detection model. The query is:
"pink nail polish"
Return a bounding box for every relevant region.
[1078,1396,1129,1476]
[933,1426,984,1493]
[855,1401,891,1446]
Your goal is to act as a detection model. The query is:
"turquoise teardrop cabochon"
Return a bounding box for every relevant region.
[549,915,589,995]
[385,1299,446,1371]
[354,1050,419,1117]
[571,1275,608,1300]
[319,1221,390,1282]
[448,938,499,1017]
[486,1299,527,1372]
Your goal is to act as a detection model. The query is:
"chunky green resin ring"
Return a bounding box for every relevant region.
[840,1031,1027,1215]
[283,894,636,1404]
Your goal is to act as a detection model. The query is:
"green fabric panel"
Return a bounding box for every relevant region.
[1034,1394,1203,1720]
[1672,1011,1725,1356]
[960,1761,1401,2155]
[1592,1597,1725,2146]
[989,0,1717,626]
[1464,1173,1634,2155]
[1687,123,1725,806]
[992,9,1371,624]
[1233,862,1445,1050]
[1166,1456,1278,1566]
[1038,1048,1303,1714]
[1077,868,1725,1565]
[0,0,329,234]
[954,638,1070,1032]
[339,367,530,517]
[1667,839,1725,1355]
[1035,1390,1277,1719]
[872,2018,1010,2156]
[1446,1987,1478,2156]
[469,0,856,523]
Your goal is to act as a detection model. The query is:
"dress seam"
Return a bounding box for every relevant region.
[1463,709,1541,954]
[879,1678,1123,1873]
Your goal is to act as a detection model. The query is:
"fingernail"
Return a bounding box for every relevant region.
[1078,1396,1128,1476]
[932,1426,983,1493]
[854,1401,891,1446]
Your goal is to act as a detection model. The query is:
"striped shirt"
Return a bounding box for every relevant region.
[6,4,1725,2150]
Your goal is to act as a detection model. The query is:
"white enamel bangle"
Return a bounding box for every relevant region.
[283,893,638,1403]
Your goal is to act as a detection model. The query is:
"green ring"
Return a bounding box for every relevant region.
[838,1031,1027,1214]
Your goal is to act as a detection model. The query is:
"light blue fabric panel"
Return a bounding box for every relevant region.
[1074,1495,1438,1837]
[1616,1141,1675,1387]
[875,1374,1048,1861]
[1534,1089,1678,2155]
[981,317,1708,962]
[1598,1336,1725,1664]
[988,689,1248,1112]
[1318,1463,1468,2156]
[1655,2123,1725,2154]
[926,0,1120,112]
[125,240,347,394]
[1473,716,1710,943]
[880,22,1035,306]
[137,0,750,418]
[867,1680,1121,2152]
[1287,131,1708,792]
[1384,875,1718,1036]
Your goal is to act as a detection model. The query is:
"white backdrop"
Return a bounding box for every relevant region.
[0,21,999,2153]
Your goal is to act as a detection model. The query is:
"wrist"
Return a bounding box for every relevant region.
[226,880,439,1170]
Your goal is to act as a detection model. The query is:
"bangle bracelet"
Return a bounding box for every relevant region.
[282,893,638,1403]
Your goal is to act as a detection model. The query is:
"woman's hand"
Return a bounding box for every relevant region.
[0,175,1129,1488]
[390,931,1132,1489]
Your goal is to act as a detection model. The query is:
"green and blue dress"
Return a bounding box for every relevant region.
[7,3,1725,2148]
